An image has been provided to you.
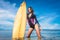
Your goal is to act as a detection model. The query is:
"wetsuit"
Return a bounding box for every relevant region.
[27,13,39,29]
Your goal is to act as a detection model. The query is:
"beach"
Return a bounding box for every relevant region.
[0,29,60,40]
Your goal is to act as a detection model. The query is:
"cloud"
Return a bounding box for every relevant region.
[0,0,60,31]
[38,14,60,29]
[0,0,18,30]
[0,0,17,14]
[0,10,15,21]
[0,21,13,30]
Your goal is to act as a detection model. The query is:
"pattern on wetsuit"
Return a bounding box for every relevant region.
[27,13,39,29]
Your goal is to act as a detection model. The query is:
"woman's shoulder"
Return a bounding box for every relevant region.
[33,14,36,18]
[33,13,36,16]
[33,14,36,16]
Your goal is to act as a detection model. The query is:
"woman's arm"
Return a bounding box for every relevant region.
[34,15,41,31]
[34,15,41,30]
[34,15,39,25]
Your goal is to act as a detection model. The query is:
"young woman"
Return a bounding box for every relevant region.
[27,7,41,38]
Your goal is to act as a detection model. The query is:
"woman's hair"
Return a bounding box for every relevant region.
[28,7,34,14]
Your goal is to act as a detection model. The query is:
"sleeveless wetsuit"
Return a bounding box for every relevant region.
[27,13,39,29]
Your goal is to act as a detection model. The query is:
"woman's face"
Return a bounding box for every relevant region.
[28,8,32,13]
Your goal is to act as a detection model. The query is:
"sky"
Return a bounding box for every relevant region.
[0,0,60,30]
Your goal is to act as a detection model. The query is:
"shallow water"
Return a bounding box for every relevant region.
[0,29,60,40]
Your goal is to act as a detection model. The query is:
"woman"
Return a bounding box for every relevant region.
[27,7,41,38]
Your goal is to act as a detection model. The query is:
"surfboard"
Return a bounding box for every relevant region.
[12,1,26,39]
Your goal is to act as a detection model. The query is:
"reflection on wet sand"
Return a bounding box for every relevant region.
[12,38,24,40]
[12,37,41,40]
[27,38,31,40]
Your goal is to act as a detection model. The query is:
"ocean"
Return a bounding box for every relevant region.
[0,29,60,40]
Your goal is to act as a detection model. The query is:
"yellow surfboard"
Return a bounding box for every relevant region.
[12,1,26,39]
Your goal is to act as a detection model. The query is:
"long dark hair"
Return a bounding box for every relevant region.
[28,7,34,14]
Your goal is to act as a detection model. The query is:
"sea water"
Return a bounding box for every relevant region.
[0,29,60,40]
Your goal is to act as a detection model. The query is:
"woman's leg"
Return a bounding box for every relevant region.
[35,24,41,38]
[27,28,34,38]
